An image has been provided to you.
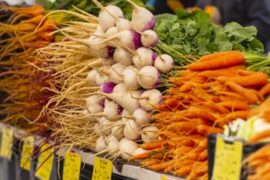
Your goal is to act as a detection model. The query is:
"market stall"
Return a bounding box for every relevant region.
[1,1,270,180]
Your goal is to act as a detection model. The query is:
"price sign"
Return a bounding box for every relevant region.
[20,136,35,170]
[92,156,113,180]
[35,143,54,180]
[63,152,81,180]
[212,136,243,180]
[0,127,14,160]
[160,175,168,180]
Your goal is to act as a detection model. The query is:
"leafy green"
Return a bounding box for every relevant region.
[155,10,264,65]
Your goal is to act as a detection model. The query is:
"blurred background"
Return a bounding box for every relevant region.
[147,0,270,53]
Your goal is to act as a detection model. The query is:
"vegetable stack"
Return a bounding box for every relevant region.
[133,51,270,179]
[0,5,55,133]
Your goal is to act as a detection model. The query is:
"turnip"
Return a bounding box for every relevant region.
[132,47,156,69]
[111,122,124,140]
[154,54,174,73]
[102,90,141,114]
[109,63,126,84]
[123,66,140,90]
[113,83,127,92]
[113,47,133,66]
[86,95,104,113]
[124,119,140,140]
[95,73,110,85]
[96,3,124,30]
[95,136,107,152]
[137,66,160,89]
[100,82,116,93]
[99,116,112,135]
[105,27,119,37]
[107,139,120,154]
[141,126,158,143]
[103,100,122,120]
[87,69,98,84]
[133,108,151,125]
[99,30,141,50]
[119,139,138,159]
[141,30,159,48]
[116,18,132,31]
[127,0,156,32]
[139,89,162,111]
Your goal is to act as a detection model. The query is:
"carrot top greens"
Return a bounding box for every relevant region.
[155,9,264,65]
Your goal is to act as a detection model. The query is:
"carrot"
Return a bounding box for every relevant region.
[199,66,243,77]
[175,165,193,176]
[140,141,163,150]
[166,121,197,132]
[141,159,161,167]
[130,151,150,160]
[198,51,241,62]
[216,110,250,126]
[148,161,173,171]
[249,130,270,143]
[187,51,245,71]
[259,84,270,98]
[196,125,223,135]
[217,72,268,87]
[218,100,249,110]
[226,81,259,103]
[179,82,193,92]
[7,5,45,17]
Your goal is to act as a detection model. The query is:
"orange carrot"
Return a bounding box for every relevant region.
[140,141,163,150]
[217,110,250,126]
[198,51,241,62]
[218,100,249,110]
[259,84,270,98]
[226,81,259,103]
[217,72,268,87]
[148,161,173,171]
[249,130,270,143]
[175,165,193,176]
[196,125,223,135]
[187,51,245,71]
[130,151,150,160]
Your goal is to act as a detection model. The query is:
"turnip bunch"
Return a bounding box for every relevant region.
[78,0,175,160]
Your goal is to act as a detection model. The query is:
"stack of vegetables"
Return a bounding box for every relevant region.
[132,51,270,179]
[0,5,55,133]
[72,0,175,159]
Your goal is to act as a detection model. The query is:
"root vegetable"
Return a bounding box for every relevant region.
[139,89,162,111]
[132,47,156,69]
[96,136,107,152]
[97,5,123,30]
[154,54,174,73]
[141,30,159,48]
[100,82,115,93]
[124,119,141,140]
[126,0,156,32]
[133,108,151,125]
[123,66,140,90]
[141,126,159,143]
[86,95,104,113]
[113,47,133,66]
[119,139,138,159]
[116,18,132,31]
[138,66,160,89]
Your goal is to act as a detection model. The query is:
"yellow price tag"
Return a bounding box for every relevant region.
[160,175,168,180]
[0,127,14,160]
[20,136,35,170]
[63,152,81,180]
[36,143,54,180]
[92,156,113,180]
[212,136,243,180]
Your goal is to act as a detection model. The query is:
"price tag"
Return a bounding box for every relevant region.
[160,175,168,180]
[35,143,54,180]
[63,152,81,180]
[0,127,14,160]
[92,156,113,180]
[20,136,35,170]
[212,136,243,180]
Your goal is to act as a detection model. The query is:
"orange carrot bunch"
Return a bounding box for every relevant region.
[133,51,270,179]
[244,144,270,180]
[0,5,56,134]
